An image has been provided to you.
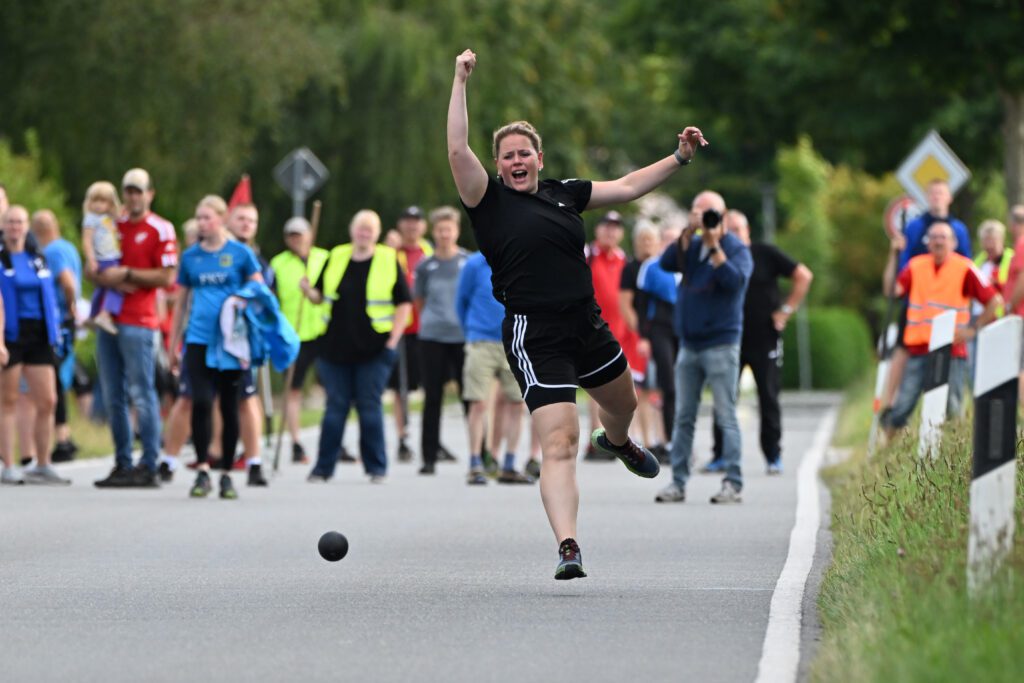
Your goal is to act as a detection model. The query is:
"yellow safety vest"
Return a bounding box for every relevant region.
[270,247,330,342]
[320,244,399,333]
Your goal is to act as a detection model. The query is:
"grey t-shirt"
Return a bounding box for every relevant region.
[415,250,468,343]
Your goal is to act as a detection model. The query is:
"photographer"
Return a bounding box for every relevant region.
[654,191,752,504]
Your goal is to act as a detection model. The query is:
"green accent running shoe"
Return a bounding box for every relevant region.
[219,474,238,500]
[590,429,660,478]
[190,470,212,498]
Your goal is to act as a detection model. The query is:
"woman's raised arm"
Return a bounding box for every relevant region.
[447,49,489,208]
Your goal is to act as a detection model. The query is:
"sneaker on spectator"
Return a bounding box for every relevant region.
[2,466,25,485]
[497,469,535,485]
[437,444,457,462]
[94,465,134,488]
[700,459,726,474]
[338,446,357,463]
[50,440,78,463]
[158,461,174,483]
[292,442,309,464]
[466,469,487,486]
[524,458,541,479]
[650,444,670,464]
[307,471,330,483]
[419,463,436,475]
[710,481,742,504]
[396,440,413,463]
[129,465,161,488]
[654,482,686,503]
[190,470,212,498]
[369,474,387,484]
[247,464,268,487]
[219,474,238,500]
[23,465,71,486]
[766,458,783,476]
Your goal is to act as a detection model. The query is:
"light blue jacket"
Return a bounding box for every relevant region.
[206,281,300,371]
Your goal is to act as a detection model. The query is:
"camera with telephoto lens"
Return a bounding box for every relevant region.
[702,208,722,229]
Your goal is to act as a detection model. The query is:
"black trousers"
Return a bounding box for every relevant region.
[185,344,242,472]
[647,323,678,442]
[712,342,782,463]
[419,339,465,465]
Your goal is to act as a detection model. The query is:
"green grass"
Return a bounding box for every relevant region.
[813,376,1024,682]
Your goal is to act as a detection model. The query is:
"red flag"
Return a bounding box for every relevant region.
[228,174,252,210]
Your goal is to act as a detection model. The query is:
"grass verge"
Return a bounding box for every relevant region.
[812,375,1024,682]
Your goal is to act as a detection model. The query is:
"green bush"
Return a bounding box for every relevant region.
[781,306,872,390]
[0,131,77,246]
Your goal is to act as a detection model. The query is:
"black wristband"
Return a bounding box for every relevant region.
[674,149,691,166]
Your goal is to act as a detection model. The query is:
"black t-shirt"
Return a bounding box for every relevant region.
[314,258,411,364]
[620,258,675,336]
[743,242,798,350]
[463,175,594,314]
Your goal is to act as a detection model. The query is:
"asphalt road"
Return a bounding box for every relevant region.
[0,392,841,683]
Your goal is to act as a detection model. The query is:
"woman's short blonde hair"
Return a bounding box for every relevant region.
[978,219,1006,241]
[429,206,461,227]
[196,194,228,217]
[349,209,382,238]
[83,181,121,217]
[492,120,543,159]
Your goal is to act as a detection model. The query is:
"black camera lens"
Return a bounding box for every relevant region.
[702,209,722,229]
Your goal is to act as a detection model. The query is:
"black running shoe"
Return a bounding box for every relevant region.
[158,462,174,483]
[94,465,134,488]
[419,462,436,475]
[190,471,212,498]
[338,447,357,464]
[292,442,309,464]
[555,538,587,580]
[130,465,161,488]
[651,444,670,465]
[590,429,660,478]
[247,464,268,487]
[51,441,77,463]
[397,440,413,463]
[438,444,457,462]
[220,474,238,499]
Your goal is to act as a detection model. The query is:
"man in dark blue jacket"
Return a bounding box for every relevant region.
[654,190,752,504]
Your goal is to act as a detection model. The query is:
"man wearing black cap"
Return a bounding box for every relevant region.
[387,206,434,462]
[582,211,628,460]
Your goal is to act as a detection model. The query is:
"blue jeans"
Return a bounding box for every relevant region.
[96,326,161,472]
[885,354,965,428]
[669,343,743,490]
[312,348,396,478]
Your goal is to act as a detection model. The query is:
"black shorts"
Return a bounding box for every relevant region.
[502,302,628,413]
[6,319,56,368]
[179,363,257,399]
[387,332,422,391]
[290,340,320,390]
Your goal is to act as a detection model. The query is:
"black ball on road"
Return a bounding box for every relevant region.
[318,531,349,562]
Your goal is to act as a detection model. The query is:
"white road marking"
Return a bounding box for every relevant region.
[754,407,838,683]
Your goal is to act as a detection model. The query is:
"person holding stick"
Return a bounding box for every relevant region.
[301,210,411,483]
[447,48,706,579]
[270,216,330,465]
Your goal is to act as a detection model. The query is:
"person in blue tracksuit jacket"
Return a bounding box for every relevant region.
[170,195,262,500]
[0,205,75,485]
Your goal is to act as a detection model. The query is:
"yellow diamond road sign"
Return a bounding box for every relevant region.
[896,130,970,209]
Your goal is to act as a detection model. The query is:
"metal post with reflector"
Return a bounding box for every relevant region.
[968,315,1020,594]
[918,310,956,458]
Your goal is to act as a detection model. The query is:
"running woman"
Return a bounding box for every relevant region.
[447,49,707,579]
[170,195,262,500]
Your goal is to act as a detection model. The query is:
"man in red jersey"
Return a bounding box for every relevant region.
[583,211,628,460]
[93,168,178,488]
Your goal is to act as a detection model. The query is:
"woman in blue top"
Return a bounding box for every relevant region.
[170,195,261,500]
[0,205,75,486]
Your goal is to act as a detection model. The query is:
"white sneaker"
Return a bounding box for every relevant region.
[2,466,25,485]
[710,481,742,504]
[23,465,71,486]
[369,475,387,485]
[654,481,686,503]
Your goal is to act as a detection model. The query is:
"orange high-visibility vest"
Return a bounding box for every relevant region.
[904,253,972,347]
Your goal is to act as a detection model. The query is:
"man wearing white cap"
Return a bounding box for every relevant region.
[270,216,330,463]
[93,168,178,488]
